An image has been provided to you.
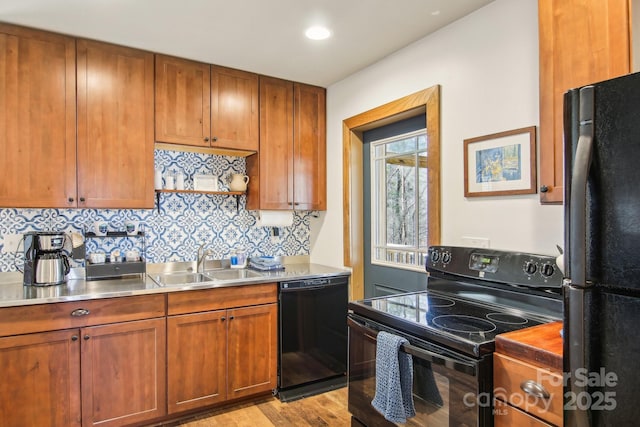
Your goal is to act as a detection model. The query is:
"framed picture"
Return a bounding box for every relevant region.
[464,126,537,197]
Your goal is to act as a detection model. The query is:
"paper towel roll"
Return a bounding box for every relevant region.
[256,210,293,227]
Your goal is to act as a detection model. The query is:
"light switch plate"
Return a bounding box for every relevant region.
[2,233,23,254]
[462,236,490,248]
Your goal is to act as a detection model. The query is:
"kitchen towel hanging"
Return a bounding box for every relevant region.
[371,331,416,423]
[256,210,293,227]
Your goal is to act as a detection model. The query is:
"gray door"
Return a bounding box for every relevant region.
[363,116,427,298]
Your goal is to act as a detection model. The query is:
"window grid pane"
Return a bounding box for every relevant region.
[371,129,428,270]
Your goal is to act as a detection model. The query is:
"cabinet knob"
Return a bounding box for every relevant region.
[79,197,86,202]
[71,335,79,341]
[221,316,226,321]
[68,197,74,203]
[540,185,549,193]
[204,137,210,142]
[83,335,90,341]
[212,136,218,142]
[229,315,235,320]
[71,308,91,317]
[294,202,300,206]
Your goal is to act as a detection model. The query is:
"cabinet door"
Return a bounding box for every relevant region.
[167,310,227,414]
[0,24,76,208]
[538,0,630,203]
[76,39,155,208]
[211,65,259,151]
[227,303,277,399]
[155,55,211,147]
[294,83,326,210]
[81,318,166,427]
[0,329,81,427]
[258,76,294,209]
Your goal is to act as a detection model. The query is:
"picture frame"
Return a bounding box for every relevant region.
[464,126,537,197]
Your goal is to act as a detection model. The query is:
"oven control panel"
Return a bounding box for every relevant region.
[426,246,563,288]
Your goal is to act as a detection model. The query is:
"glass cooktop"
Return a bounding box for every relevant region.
[348,290,548,357]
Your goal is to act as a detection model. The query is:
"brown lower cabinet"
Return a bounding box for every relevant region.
[0,317,166,427]
[81,318,167,427]
[0,294,166,427]
[167,284,278,415]
[0,286,277,427]
[0,329,81,427]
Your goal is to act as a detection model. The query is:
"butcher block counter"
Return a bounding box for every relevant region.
[495,321,563,371]
[494,321,564,427]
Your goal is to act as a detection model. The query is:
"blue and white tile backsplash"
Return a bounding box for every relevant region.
[0,149,313,272]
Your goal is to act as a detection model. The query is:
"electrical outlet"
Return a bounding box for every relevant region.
[270,227,281,244]
[2,233,23,254]
[462,236,490,248]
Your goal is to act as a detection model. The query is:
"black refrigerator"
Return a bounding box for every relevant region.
[564,71,640,426]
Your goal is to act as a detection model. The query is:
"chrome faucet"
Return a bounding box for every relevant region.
[197,244,214,273]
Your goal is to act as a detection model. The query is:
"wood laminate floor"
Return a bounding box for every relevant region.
[162,387,350,427]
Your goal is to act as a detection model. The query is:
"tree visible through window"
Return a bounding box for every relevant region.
[371,129,428,270]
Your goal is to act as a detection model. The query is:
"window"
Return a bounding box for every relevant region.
[371,129,428,271]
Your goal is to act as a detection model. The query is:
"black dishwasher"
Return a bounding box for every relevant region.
[278,275,349,401]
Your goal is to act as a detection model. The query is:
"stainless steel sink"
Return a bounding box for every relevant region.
[205,269,263,281]
[150,272,213,286]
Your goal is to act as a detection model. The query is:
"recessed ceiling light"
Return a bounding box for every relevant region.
[305,26,331,40]
[431,10,441,16]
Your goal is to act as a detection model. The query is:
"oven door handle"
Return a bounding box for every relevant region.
[347,316,477,377]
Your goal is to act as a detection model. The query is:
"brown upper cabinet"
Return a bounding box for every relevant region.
[0,24,77,208]
[155,55,259,152]
[538,0,630,204]
[247,76,326,210]
[77,39,155,209]
[0,24,155,209]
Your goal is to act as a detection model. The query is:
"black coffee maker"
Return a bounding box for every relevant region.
[23,231,71,286]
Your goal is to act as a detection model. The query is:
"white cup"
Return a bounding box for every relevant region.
[125,221,139,236]
[94,221,108,236]
[126,250,140,262]
[165,175,175,190]
[89,252,106,264]
[110,249,122,263]
[154,169,163,190]
[175,172,185,190]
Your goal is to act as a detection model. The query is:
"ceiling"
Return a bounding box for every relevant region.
[0,0,494,87]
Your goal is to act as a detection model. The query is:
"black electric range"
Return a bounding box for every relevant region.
[347,246,564,427]
[349,246,563,357]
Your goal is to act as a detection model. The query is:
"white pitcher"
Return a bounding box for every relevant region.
[229,174,249,192]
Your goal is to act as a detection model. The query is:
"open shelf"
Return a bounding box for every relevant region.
[154,189,246,212]
[84,231,145,238]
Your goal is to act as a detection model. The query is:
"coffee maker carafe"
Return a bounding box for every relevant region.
[23,231,71,286]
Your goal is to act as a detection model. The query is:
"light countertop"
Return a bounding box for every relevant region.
[0,263,350,308]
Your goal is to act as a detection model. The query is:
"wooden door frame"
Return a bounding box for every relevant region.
[342,86,441,300]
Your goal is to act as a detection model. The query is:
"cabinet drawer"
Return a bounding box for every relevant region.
[494,353,563,426]
[0,294,166,337]
[494,398,555,427]
[168,283,277,315]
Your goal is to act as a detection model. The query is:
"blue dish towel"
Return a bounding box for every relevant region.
[371,331,416,423]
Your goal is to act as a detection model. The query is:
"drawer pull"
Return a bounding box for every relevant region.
[520,380,550,399]
[71,308,91,317]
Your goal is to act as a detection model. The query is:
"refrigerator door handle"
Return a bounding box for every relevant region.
[565,85,594,427]
[568,85,594,289]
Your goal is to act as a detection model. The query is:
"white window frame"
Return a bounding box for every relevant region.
[370,128,428,273]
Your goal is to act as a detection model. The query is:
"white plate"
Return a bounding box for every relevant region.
[194,174,219,191]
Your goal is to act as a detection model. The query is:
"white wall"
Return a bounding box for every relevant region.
[310,0,564,267]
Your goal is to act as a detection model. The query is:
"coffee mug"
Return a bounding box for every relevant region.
[126,250,140,262]
[110,249,122,263]
[125,221,139,236]
[89,252,106,264]
[94,221,108,236]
